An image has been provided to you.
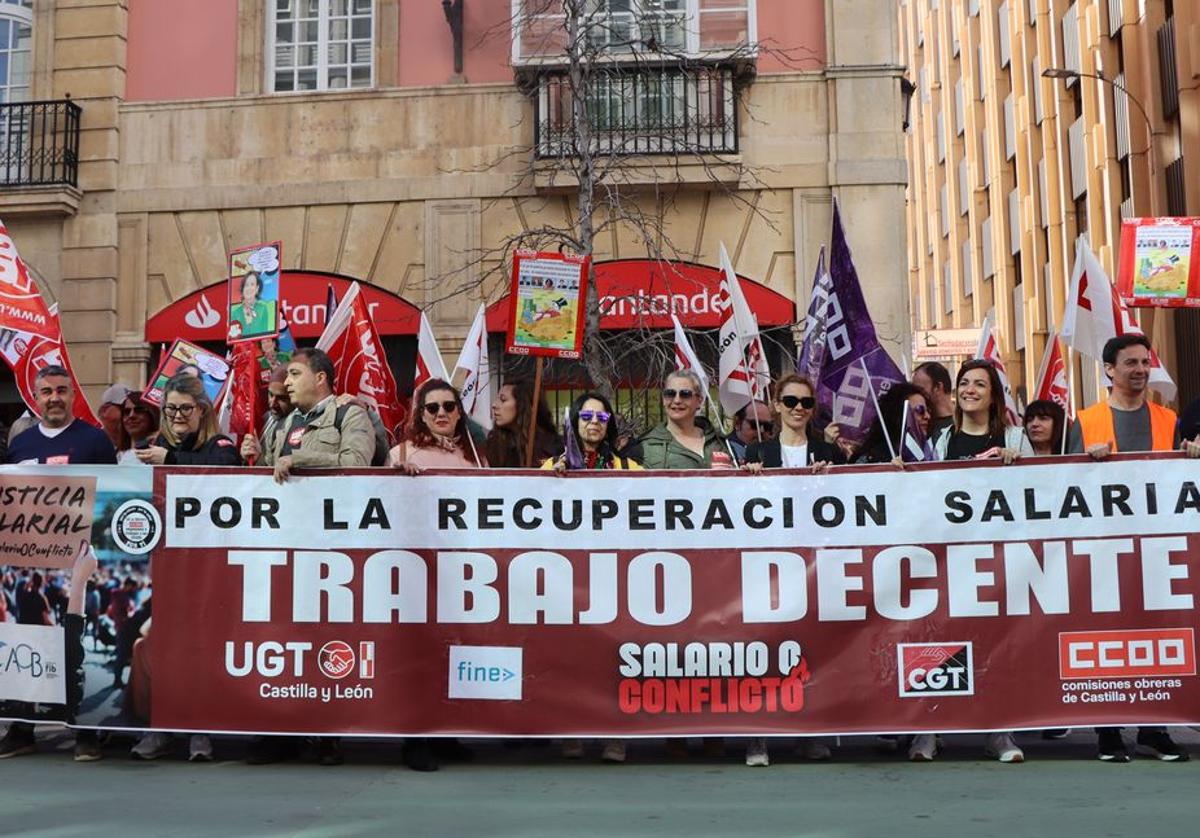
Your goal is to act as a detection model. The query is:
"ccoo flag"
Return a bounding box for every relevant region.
[812,202,905,442]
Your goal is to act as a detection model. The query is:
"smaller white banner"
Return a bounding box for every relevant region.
[0,623,67,705]
[448,646,523,701]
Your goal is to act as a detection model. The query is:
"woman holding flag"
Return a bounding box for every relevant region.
[639,371,728,469]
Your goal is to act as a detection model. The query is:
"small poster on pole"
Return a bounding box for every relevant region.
[227,241,282,342]
[1117,218,1200,307]
[505,250,590,359]
[144,338,230,406]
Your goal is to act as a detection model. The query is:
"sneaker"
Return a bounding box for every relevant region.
[601,740,627,763]
[0,726,37,760]
[985,732,1025,763]
[797,738,832,761]
[744,738,769,767]
[73,731,103,763]
[908,734,938,762]
[1096,728,1130,763]
[316,738,344,767]
[875,735,901,755]
[188,734,213,762]
[1136,729,1190,762]
[561,738,584,759]
[131,732,175,761]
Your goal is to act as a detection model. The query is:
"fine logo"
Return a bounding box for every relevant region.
[448,646,523,701]
[111,499,161,555]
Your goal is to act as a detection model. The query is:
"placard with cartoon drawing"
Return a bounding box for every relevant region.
[227,242,282,342]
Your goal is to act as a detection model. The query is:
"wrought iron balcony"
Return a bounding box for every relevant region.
[534,64,739,159]
[0,99,82,188]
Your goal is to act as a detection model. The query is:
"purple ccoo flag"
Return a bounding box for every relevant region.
[813,202,905,443]
[797,245,830,387]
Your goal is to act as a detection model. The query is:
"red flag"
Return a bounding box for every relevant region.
[227,342,265,452]
[1034,330,1072,419]
[975,310,1022,427]
[0,305,100,427]
[0,220,56,340]
[316,281,405,440]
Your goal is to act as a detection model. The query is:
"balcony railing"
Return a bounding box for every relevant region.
[0,100,82,188]
[534,64,739,158]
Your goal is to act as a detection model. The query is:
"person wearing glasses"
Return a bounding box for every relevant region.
[744,374,840,471]
[390,379,483,471]
[639,371,726,469]
[128,374,241,763]
[133,374,242,467]
[543,392,639,763]
[854,383,933,465]
[741,373,837,767]
[116,391,160,464]
[725,400,775,465]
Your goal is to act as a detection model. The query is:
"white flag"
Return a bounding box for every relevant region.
[1062,237,1176,400]
[453,303,492,430]
[975,309,1022,426]
[414,310,450,390]
[671,313,710,402]
[716,242,770,414]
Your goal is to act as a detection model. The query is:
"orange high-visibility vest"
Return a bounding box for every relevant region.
[1076,400,1177,452]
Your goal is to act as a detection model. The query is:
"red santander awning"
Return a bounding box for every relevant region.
[485,259,795,332]
[145,272,421,343]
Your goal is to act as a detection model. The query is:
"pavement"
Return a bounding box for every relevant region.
[1,726,1198,837]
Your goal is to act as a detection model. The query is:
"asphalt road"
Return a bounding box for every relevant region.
[2,726,1198,837]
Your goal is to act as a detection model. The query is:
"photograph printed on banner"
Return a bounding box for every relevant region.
[0,466,157,729]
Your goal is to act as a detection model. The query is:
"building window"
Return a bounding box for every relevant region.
[0,0,32,105]
[515,1,755,61]
[268,0,373,93]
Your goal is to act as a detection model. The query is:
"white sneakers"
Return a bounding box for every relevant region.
[744,738,769,767]
[908,734,938,761]
[188,734,213,762]
[984,732,1025,763]
[131,732,175,760]
[600,740,627,763]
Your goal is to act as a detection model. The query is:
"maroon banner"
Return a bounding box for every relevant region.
[133,457,1200,736]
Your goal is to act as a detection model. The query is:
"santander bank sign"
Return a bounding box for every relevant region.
[146,272,421,343]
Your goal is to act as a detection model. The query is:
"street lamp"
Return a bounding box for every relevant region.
[442,0,465,77]
[1042,66,1157,212]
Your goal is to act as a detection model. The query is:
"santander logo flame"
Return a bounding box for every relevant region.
[184,294,221,329]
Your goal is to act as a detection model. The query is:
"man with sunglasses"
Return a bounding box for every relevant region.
[725,400,775,465]
[2,366,115,762]
[263,348,375,486]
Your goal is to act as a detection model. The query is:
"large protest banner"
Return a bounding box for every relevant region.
[3,458,1200,735]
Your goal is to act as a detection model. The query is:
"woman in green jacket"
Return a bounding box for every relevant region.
[638,370,728,469]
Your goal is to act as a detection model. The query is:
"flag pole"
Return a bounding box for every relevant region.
[524,356,544,468]
[860,357,895,460]
[1061,346,1075,456]
[707,395,741,464]
[898,399,910,461]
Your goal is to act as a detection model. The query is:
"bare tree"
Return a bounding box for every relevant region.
[429,1,818,425]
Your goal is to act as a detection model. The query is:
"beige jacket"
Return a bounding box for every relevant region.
[265,397,375,468]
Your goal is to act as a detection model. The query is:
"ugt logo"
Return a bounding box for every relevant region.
[897,642,974,698]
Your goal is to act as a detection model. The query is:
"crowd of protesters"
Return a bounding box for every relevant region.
[3,333,1200,769]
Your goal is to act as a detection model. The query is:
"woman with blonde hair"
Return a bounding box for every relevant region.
[134,374,241,467]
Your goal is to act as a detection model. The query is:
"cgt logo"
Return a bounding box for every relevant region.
[897,642,974,698]
[448,645,522,701]
[1059,629,1196,679]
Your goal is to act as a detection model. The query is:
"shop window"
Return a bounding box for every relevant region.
[268,0,373,92]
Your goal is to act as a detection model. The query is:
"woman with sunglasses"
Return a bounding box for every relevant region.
[543,392,639,763]
[854,383,933,464]
[741,373,836,767]
[129,375,240,763]
[486,377,561,468]
[639,370,726,469]
[544,392,642,473]
[744,374,840,473]
[116,392,160,464]
[931,359,1031,464]
[391,379,482,470]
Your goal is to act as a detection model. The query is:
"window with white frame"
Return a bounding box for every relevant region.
[514,0,755,61]
[0,0,33,105]
[268,0,373,93]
